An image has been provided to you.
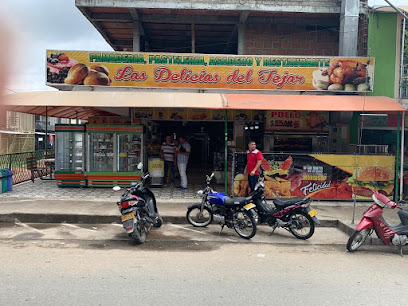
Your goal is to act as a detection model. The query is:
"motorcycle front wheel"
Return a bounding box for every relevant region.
[131,219,147,244]
[347,229,370,252]
[186,204,213,227]
[233,209,257,239]
[288,211,315,240]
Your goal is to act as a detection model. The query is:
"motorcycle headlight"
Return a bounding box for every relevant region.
[197,190,204,196]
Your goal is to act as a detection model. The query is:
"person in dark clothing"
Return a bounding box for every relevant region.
[160,135,176,187]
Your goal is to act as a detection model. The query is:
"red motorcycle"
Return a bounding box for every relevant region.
[347,190,408,255]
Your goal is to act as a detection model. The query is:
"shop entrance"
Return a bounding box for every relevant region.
[149,120,227,185]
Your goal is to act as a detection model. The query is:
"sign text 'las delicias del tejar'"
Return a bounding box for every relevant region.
[47,50,374,92]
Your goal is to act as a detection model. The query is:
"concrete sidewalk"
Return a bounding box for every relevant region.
[0,179,405,245]
[0,196,403,233]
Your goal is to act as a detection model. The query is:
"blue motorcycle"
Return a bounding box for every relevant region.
[186,173,258,239]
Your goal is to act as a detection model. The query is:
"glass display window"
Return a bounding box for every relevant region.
[89,132,114,172]
[55,125,85,172]
[118,133,142,172]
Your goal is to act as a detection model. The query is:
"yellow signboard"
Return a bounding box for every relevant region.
[47,50,374,92]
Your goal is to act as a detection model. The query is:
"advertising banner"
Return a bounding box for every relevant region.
[148,158,164,178]
[47,50,374,92]
[360,113,408,128]
[265,110,329,131]
[233,153,395,200]
[132,108,263,121]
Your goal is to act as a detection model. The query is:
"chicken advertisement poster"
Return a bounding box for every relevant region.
[233,153,395,200]
[47,50,374,92]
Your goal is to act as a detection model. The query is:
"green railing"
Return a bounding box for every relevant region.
[0,150,55,184]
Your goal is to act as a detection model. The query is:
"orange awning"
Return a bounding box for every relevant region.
[1,91,405,120]
[224,94,406,112]
[0,91,227,119]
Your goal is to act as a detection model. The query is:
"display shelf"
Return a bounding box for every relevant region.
[55,124,86,187]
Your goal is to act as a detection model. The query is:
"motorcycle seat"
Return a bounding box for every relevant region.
[398,209,408,226]
[224,196,252,207]
[389,224,408,235]
[257,200,275,214]
[273,197,308,208]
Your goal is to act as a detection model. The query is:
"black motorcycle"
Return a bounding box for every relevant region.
[251,179,320,240]
[113,163,162,244]
[186,173,258,239]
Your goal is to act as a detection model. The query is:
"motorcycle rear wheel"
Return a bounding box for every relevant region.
[131,220,147,244]
[347,229,370,252]
[288,211,315,240]
[186,204,213,227]
[233,209,257,239]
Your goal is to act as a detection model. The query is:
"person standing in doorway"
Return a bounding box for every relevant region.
[176,135,191,190]
[160,135,176,187]
[245,140,263,193]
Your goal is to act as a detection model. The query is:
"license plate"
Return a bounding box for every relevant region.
[244,203,256,210]
[308,209,318,218]
[121,211,135,222]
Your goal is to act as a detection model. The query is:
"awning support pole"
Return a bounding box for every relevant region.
[225,109,228,194]
[399,16,406,201]
[45,106,48,152]
[395,111,401,201]
[400,111,405,200]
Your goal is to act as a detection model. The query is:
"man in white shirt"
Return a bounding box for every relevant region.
[175,135,191,190]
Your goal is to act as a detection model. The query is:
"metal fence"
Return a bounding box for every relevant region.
[0,150,54,184]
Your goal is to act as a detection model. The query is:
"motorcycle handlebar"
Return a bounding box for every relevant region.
[372,189,399,209]
[206,173,215,184]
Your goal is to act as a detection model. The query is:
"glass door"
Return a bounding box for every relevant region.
[117,134,142,172]
[89,132,114,172]
[72,132,84,171]
[56,132,72,171]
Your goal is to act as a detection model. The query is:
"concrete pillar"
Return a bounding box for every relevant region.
[339,0,359,56]
[238,23,246,55]
[133,21,140,52]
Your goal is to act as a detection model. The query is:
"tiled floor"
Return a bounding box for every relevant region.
[0,179,227,200]
[1,166,231,200]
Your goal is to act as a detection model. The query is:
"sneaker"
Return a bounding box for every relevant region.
[163,184,168,187]
[177,186,187,190]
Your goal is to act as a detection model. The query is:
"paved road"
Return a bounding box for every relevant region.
[0,237,407,306]
[0,220,349,245]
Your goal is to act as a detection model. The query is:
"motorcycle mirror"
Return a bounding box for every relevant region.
[137,162,143,170]
[131,182,137,187]
[113,186,121,191]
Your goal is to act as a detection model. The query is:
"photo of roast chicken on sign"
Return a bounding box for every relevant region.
[313,58,371,91]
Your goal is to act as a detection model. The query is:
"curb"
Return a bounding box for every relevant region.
[0,213,341,226]
[0,213,384,245]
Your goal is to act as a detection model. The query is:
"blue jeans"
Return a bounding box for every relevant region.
[248,175,259,194]
[163,161,175,184]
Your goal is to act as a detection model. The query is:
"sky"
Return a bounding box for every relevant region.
[1,0,408,93]
[0,0,113,94]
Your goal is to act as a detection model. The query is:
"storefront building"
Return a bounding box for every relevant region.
[2,0,407,200]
